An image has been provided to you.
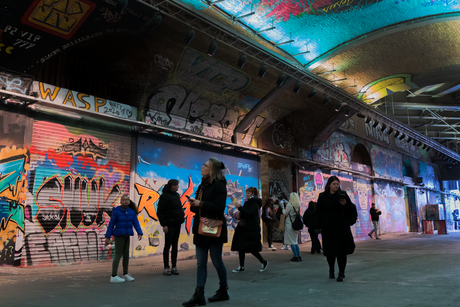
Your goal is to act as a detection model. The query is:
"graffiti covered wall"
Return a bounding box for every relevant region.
[374,181,407,233]
[24,121,131,266]
[133,136,259,257]
[297,168,374,242]
[144,46,267,146]
[0,111,33,266]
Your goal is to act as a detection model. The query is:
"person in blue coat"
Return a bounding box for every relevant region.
[105,195,143,283]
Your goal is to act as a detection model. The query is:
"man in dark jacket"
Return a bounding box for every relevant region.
[368,203,382,240]
[158,179,185,275]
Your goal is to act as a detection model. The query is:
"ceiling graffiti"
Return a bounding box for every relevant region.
[178,0,460,67]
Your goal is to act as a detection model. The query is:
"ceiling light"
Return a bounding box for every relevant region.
[276,73,286,86]
[293,81,301,94]
[237,54,247,68]
[183,29,195,45]
[258,63,267,78]
[308,89,317,98]
[207,41,217,56]
[344,107,351,117]
[372,120,379,128]
[322,96,330,106]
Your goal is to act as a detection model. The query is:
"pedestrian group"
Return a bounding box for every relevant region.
[104,158,384,306]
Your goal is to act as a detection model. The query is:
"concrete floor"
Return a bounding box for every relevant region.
[2,232,460,307]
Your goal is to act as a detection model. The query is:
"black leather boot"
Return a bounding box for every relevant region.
[208,286,229,302]
[336,272,346,282]
[182,287,206,306]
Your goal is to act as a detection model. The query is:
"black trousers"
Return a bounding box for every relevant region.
[265,220,275,247]
[326,255,347,273]
[308,228,322,253]
[163,225,181,268]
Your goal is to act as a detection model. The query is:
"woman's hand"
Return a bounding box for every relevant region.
[105,238,111,246]
[339,198,346,206]
[235,202,241,209]
[163,226,168,234]
[189,198,200,207]
[138,235,142,241]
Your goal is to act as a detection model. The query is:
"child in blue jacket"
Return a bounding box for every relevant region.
[105,195,143,283]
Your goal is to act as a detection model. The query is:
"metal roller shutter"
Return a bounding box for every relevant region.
[24,120,131,266]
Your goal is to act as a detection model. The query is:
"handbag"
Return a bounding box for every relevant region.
[197,191,223,237]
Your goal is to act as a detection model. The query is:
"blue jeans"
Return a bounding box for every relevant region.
[195,243,228,288]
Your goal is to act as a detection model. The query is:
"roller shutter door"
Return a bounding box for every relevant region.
[24,120,131,266]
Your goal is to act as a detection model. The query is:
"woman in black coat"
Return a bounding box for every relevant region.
[183,158,229,307]
[231,187,269,273]
[316,176,357,282]
[157,179,185,275]
[304,201,321,254]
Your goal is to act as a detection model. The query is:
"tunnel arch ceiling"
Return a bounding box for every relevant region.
[312,19,460,103]
[177,0,460,68]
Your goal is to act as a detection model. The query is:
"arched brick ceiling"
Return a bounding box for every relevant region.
[178,0,460,67]
[313,19,460,101]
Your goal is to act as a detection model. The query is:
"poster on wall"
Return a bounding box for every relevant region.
[133,136,260,257]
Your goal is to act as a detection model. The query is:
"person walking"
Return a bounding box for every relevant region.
[279,193,302,262]
[316,176,358,282]
[303,201,321,254]
[368,203,382,240]
[183,158,229,307]
[158,179,185,276]
[231,187,269,273]
[105,195,143,283]
[262,198,277,251]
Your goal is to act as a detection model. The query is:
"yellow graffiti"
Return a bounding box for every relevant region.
[0,146,29,203]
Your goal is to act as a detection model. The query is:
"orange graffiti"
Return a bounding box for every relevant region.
[180,176,194,234]
[135,184,160,220]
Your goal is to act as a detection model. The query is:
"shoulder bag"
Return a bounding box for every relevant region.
[197,191,223,237]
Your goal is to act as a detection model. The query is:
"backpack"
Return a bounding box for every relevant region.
[290,206,304,231]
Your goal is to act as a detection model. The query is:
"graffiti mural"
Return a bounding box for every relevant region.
[144,47,265,145]
[0,111,32,266]
[374,181,407,233]
[0,146,30,265]
[134,136,259,257]
[370,144,403,179]
[315,131,357,167]
[24,121,130,266]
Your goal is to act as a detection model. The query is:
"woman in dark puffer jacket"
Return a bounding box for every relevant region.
[157,179,185,276]
[231,187,269,273]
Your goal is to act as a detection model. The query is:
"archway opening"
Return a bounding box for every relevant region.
[351,143,372,168]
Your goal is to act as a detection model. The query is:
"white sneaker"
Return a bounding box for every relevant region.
[232,266,245,273]
[270,246,277,251]
[281,245,287,250]
[123,274,135,282]
[110,276,125,283]
[287,246,291,250]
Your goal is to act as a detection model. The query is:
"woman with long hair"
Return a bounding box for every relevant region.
[105,195,143,283]
[279,192,302,261]
[304,201,322,254]
[183,158,229,307]
[316,176,357,282]
[262,198,277,251]
[157,179,185,276]
[231,187,269,273]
